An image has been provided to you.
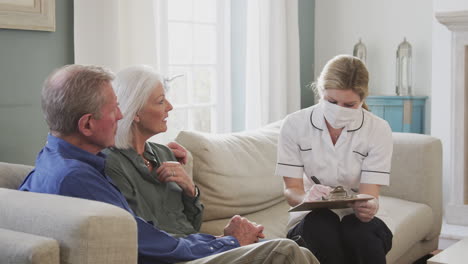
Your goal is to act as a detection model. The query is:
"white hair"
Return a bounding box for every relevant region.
[113,65,163,149]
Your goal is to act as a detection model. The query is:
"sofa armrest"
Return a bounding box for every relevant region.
[380,133,443,239]
[0,188,138,264]
[0,227,59,264]
[0,162,33,189]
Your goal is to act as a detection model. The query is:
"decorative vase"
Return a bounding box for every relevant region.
[396,37,412,96]
[353,38,367,64]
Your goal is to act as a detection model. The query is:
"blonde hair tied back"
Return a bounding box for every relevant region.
[312,55,369,110]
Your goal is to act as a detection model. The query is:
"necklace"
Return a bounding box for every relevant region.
[141,156,151,168]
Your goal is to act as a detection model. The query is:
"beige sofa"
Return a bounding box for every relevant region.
[0,121,442,264]
[0,163,137,264]
[175,121,443,264]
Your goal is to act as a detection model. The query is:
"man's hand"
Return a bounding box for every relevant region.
[223,215,265,246]
[167,142,187,165]
[156,161,197,197]
[349,194,379,222]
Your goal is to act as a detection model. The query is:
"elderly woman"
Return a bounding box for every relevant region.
[104,65,202,236]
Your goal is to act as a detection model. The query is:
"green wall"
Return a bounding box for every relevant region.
[231,0,315,131]
[299,0,315,108]
[0,0,74,165]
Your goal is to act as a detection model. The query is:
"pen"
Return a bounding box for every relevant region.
[311,176,321,184]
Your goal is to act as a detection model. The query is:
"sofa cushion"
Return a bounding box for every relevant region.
[175,121,285,221]
[0,228,59,264]
[0,162,33,189]
[381,133,442,241]
[200,200,290,238]
[379,196,434,264]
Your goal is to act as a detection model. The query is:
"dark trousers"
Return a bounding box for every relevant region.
[287,209,393,264]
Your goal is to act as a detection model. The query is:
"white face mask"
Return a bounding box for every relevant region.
[320,99,362,129]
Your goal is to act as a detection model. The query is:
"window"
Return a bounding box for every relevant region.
[156,0,231,142]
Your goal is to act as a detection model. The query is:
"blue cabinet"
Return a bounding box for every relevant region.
[365,96,428,134]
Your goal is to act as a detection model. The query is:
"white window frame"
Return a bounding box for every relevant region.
[157,0,231,134]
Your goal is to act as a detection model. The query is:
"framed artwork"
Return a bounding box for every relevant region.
[0,0,55,32]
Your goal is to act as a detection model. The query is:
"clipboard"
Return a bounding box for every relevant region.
[288,196,373,212]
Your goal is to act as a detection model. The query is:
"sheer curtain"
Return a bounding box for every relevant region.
[244,0,300,130]
[74,0,300,132]
[74,0,162,72]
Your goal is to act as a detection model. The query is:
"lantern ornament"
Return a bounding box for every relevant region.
[353,38,367,64]
[396,37,412,96]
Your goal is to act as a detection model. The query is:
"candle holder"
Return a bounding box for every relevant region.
[396,37,412,96]
[353,38,367,64]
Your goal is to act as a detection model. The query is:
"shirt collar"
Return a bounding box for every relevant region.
[144,142,157,158]
[114,142,160,166]
[47,134,107,174]
[109,142,162,184]
[310,103,365,132]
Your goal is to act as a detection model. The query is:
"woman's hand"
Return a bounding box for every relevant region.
[156,161,196,197]
[302,184,333,202]
[167,142,188,165]
[350,183,380,222]
[349,194,379,222]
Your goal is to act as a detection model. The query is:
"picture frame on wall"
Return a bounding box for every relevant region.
[0,0,55,32]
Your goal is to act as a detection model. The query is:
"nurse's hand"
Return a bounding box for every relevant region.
[302,184,333,202]
[350,194,379,222]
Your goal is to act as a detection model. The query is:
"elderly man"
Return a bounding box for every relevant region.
[19,65,318,264]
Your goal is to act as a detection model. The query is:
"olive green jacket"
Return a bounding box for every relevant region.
[104,142,203,236]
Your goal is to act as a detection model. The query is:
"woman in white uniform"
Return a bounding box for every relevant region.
[275,55,393,264]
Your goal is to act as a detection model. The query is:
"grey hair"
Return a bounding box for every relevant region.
[113,65,164,149]
[41,64,114,135]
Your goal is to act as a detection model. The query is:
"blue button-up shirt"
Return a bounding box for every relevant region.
[19,134,239,264]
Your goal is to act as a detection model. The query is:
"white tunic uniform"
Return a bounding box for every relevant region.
[275,103,394,229]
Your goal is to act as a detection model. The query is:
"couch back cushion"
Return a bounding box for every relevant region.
[175,121,285,221]
[0,162,33,189]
